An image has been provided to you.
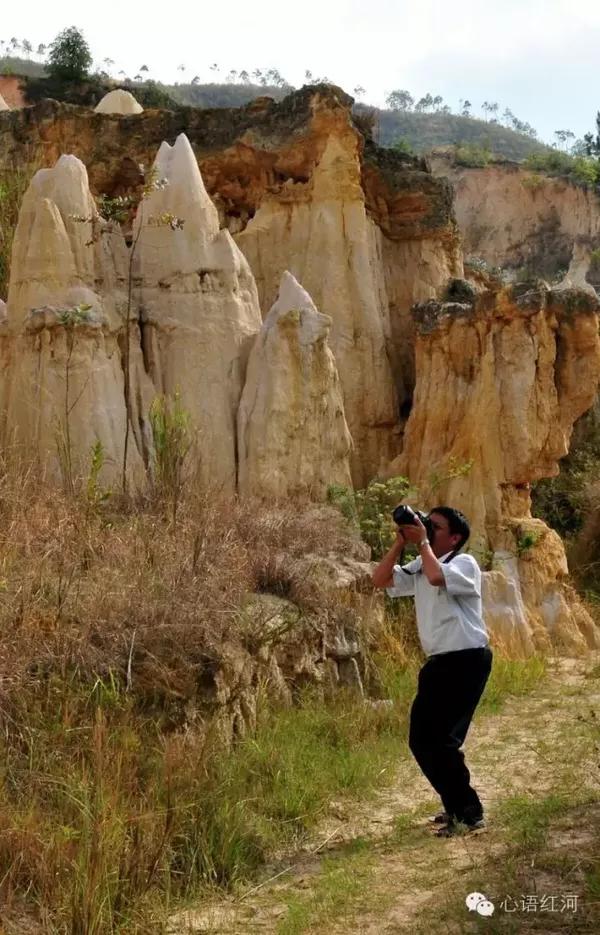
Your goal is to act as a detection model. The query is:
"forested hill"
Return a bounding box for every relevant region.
[0,55,549,160]
[363,108,550,159]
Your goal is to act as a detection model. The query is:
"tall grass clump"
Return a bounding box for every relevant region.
[149,391,192,521]
[0,457,553,930]
[0,459,402,928]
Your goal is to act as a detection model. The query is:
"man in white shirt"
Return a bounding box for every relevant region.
[371,506,492,837]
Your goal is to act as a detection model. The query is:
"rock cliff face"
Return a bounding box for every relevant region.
[0,76,25,109]
[0,86,461,485]
[1,135,350,499]
[2,87,600,655]
[430,155,600,278]
[389,281,600,653]
[237,271,352,498]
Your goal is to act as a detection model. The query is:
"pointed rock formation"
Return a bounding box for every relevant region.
[94,89,143,115]
[555,241,598,297]
[134,133,262,491]
[0,86,461,487]
[389,282,600,653]
[2,155,153,485]
[0,92,10,112]
[236,105,459,486]
[237,272,352,499]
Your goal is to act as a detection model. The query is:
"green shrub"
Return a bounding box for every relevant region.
[524,150,600,187]
[391,137,414,155]
[453,142,491,167]
[327,475,415,559]
[532,439,600,538]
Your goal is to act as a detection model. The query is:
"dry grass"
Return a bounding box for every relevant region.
[0,460,363,710]
[0,461,383,930]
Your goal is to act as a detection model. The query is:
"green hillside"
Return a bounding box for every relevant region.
[0,54,45,77]
[0,56,551,161]
[364,108,550,160]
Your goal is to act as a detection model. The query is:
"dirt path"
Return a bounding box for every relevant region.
[169,655,600,934]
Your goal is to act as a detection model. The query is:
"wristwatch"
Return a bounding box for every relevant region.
[418,538,429,548]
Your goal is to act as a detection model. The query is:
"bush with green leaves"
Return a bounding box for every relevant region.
[525,150,600,188]
[391,137,414,155]
[327,476,415,559]
[453,142,492,167]
[532,439,600,539]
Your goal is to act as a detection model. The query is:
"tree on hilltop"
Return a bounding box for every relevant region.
[47,26,92,82]
[583,112,600,157]
[386,89,414,111]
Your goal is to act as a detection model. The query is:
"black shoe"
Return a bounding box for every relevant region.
[435,818,486,838]
[428,810,450,824]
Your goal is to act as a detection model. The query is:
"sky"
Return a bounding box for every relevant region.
[3,0,600,144]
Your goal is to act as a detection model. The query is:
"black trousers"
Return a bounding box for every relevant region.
[409,646,492,824]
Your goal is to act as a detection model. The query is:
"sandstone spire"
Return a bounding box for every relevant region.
[237,132,399,487]
[2,155,151,486]
[133,133,262,492]
[238,271,352,499]
[94,89,144,115]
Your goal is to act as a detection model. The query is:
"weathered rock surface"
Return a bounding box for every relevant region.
[133,132,262,491]
[237,271,352,498]
[189,550,380,743]
[0,92,9,112]
[2,155,150,485]
[389,282,600,652]
[430,155,600,278]
[94,89,143,115]
[555,241,598,296]
[0,86,461,485]
[0,76,24,109]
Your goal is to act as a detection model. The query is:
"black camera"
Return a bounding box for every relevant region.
[392,505,434,541]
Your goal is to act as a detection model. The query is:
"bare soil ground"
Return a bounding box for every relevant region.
[169,654,600,934]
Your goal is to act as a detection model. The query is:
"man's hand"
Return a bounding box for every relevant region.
[398,515,427,544]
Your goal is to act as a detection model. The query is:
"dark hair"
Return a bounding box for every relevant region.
[429,506,470,550]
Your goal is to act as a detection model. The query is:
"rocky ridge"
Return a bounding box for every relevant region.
[1,85,599,655]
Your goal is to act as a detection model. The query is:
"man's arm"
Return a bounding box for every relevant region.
[418,540,445,587]
[400,518,445,586]
[371,531,406,588]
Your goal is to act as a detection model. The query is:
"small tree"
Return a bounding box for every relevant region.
[47,26,92,82]
[583,112,600,157]
[385,89,414,111]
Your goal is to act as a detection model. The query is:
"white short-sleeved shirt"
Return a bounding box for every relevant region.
[386,551,488,657]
